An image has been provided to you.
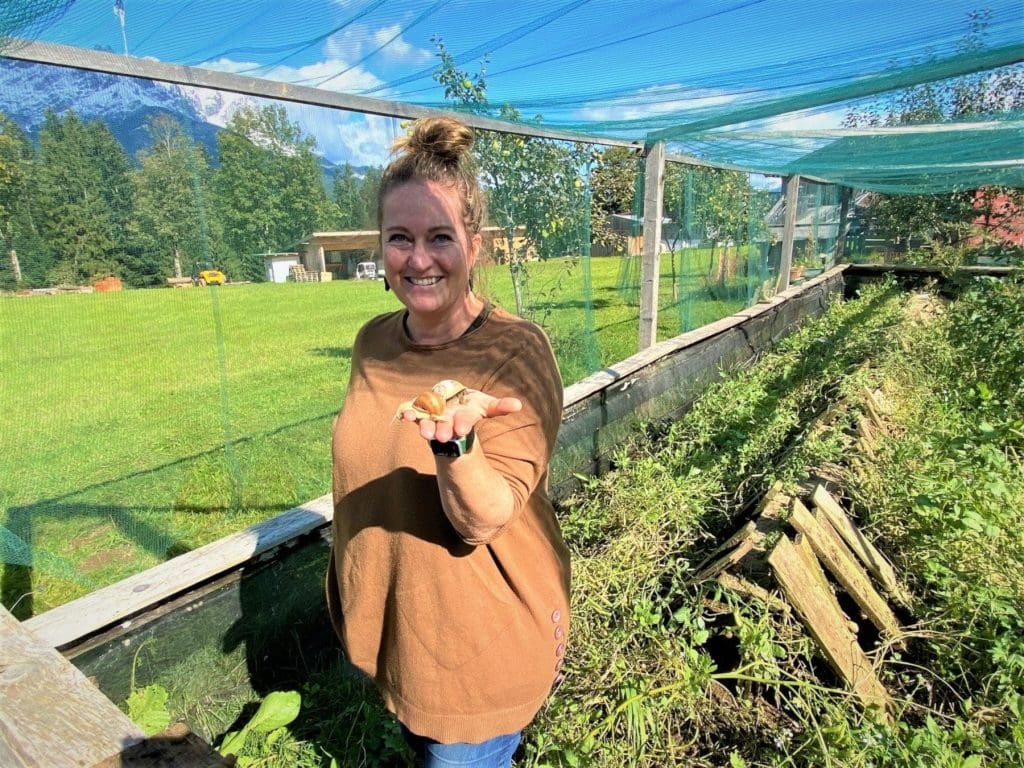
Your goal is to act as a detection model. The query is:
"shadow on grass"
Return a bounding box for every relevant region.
[1,409,339,619]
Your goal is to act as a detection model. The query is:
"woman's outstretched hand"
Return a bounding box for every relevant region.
[399,388,522,443]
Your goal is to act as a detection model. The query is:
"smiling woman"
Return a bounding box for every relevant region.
[327,117,570,767]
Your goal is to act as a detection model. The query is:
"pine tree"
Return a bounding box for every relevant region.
[36,110,118,285]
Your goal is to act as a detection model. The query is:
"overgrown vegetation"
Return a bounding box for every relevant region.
[141,276,1024,766]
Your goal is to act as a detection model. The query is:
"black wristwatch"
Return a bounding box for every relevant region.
[429,430,475,458]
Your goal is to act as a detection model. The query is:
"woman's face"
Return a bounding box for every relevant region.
[381,179,480,327]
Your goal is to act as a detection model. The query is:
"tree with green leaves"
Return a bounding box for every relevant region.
[845,9,1024,257]
[133,114,222,286]
[432,36,592,318]
[331,162,365,230]
[0,112,33,286]
[358,165,382,229]
[214,104,333,280]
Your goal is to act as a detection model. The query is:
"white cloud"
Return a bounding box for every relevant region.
[323,22,433,68]
[575,84,737,123]
[372,24,433,65]
[331,113,400,166]
[753,107,847,132]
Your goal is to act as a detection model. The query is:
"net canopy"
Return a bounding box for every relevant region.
[2,0,1022,194]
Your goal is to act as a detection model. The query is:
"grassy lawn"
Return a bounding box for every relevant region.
[0,248,756,613]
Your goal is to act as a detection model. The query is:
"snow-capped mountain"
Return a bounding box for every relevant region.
[0,58,367,175]
[0,58,223,159]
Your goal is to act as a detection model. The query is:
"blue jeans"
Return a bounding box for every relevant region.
[401,726,521,767]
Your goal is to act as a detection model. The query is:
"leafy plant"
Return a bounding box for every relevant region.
[126,683,172,737]
[218,689,302,763]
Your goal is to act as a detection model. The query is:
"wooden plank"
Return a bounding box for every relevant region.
[2,40,640,149]
[24,495,333,649]
[0,608,145,767]
[694,537,756,581]
[810,486,911,608]
[861,386,886,429]
[767,536,890,712]
[716,571,790,614]
[789,499,901,638]
[692,521,756,574]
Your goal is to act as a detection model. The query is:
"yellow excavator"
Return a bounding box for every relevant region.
[191,261,227,286]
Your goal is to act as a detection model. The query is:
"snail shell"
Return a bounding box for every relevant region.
[412,390,446,417]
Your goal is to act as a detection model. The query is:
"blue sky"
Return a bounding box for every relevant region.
[24,0,1024,165]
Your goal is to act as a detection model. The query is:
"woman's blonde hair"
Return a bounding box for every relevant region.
[377,117,486,238]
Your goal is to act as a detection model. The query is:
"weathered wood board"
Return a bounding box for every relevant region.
[811,486,911,608]
[768,535,890,712]
[788,499,901,638]
[0,607,145,767]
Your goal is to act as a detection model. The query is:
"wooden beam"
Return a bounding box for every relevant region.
[776,175,800,294]
[811,486,911,609]
[1,40,640,149]
[23,495,333,649]
[788,499,901,638]
[0,608,145,767]
[768,535,890,712]
[639,141,665,349]
[835,187,853,262]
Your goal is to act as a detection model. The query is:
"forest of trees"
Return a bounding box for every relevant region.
[0,103,383,289]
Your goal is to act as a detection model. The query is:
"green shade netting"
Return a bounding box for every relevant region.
[1,0,1022,193]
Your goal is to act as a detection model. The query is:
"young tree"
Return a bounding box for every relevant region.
[432,37,592,317]
[588,145,640,253]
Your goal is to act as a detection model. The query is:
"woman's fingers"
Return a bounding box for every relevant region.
[415,393,525,443]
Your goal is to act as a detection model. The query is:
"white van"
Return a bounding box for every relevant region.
[354,261,377,280]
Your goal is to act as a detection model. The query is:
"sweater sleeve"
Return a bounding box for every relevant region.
[475,322,564,521]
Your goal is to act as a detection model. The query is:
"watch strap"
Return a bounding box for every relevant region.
[429,430,475,458]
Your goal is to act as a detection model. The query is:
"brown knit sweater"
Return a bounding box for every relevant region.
[326,304,570,744]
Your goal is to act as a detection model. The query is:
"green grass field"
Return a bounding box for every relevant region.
[0,249,757,613]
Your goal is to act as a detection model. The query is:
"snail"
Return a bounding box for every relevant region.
[394,379,471,422]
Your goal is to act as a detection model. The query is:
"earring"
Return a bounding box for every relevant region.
[383,277,390,292]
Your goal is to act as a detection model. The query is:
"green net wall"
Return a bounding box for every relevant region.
[0,63,612,616]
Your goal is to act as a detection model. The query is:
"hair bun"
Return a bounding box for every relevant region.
[395,117,474,165]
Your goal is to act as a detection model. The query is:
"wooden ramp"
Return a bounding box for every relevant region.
[0,608,227,767]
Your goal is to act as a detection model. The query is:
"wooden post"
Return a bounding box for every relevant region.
[776,174,800,293]
[835,187,853,263]
[639,141,665,350]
